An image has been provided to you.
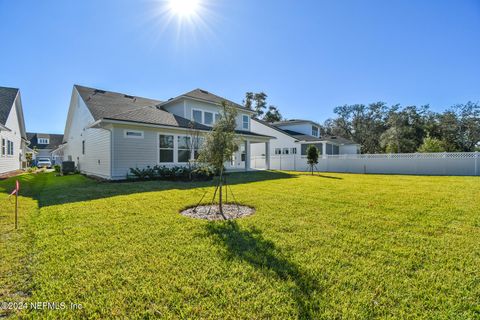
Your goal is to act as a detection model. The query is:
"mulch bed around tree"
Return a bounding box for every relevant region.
[180,204,255,220]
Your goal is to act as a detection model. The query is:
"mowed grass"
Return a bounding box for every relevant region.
[0,171,479,319]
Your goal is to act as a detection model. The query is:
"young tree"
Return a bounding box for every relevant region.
[306,145,319,175]
[198,102,239,216]
[253,92,268,118]
[417,135,445,153]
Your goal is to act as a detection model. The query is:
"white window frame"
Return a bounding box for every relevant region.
[242,115,250,130]
[282,148,289,155]
[158,134,175,164]
[1,138,5,156]
[124,129,144,139]
[38,138,49,144]
[7,140,14,156]
[291,147,297,154]
[214,113,221,123]
[312,126,319,137]
[274,148,282,155]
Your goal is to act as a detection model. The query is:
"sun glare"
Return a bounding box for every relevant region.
[168,0,200,17]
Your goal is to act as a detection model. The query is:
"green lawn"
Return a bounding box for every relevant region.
[0,171,479,319]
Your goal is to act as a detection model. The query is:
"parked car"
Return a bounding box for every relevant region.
[36,158,52,168]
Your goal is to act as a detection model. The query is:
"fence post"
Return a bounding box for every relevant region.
[475,151,479,176]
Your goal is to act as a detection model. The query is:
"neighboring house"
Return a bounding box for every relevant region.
[26,132,64,164]
[250,118,359,159]
[0,86,28,175]
[62,85,272,180]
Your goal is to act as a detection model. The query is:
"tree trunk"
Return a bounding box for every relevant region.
[219,167,224,216]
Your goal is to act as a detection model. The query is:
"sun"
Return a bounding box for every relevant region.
[168,0,200,17]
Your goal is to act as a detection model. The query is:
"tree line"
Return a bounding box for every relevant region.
[323,102,480,153]
[243,91,480,154]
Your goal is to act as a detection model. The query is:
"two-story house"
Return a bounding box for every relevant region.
[62,85,272,180]
[0,86,28,175]
[26,132,64,164]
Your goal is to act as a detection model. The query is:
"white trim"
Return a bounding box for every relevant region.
[192,108,203,124]
[123,129,144,139]
[159,96,256,115]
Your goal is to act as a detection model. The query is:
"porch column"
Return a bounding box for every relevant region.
[265,141,270,170]
[322,143,327,159]
[244,140,251,171]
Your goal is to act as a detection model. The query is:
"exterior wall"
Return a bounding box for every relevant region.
[162,100,186,118]
[275,123,319,137]
[250,119,297,157]
[110,124,256,180]
[63,89,111,179]
[164,99,252,131]
[0,96,23,174]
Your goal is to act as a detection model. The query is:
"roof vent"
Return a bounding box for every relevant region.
[199,89,209,94]
[94,89,106,94]
[124,94,135,99]
[168,98,174,101]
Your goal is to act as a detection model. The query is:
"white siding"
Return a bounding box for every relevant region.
[0,96,23,174]
[162,100,186,118]
[250,119,298,157]
[63,89,111,179]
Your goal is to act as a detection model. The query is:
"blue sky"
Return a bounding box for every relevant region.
[1,0,479,134]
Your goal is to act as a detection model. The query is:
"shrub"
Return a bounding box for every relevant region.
[128,165,214,182]
[54,164,61,173]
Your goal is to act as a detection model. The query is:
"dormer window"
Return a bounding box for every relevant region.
[242,115,249,130]
[311,126,319,137]
[193,110,202,123]
[38,138,49,144]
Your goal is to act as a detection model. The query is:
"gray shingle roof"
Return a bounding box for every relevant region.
[272,119,321,127]
[27,132,64,150]
[161,88,250,111]
[75,85,163,121]
[104,106,211,130]
[0,86,19,126]
[282,129,357,144]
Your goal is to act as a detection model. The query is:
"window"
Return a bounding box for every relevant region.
[38,138,49,144]
[159,135,174,163]
[326,143,333,155]
[6,140,14,156]
[282,148,289,155]
[177,136,191,163]
[124,130,144,139]
[311,126,319,137]
[301,143,322,156]
[333,145,340,155]
[275,148,282,155]
[82,140,85,155]
[204,112,214,125]
[242,115,249,130]
[192,110,202,123]
[240,144,246,162]
[291,147,297,154]
[214,113,221,123]
[1,138,5,156]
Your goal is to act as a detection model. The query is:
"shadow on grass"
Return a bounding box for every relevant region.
[206,221,321,318]
[0,171,295,208]
[295,172,343,180]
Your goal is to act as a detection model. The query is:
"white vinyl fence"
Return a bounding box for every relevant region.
[251,152,480,176]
